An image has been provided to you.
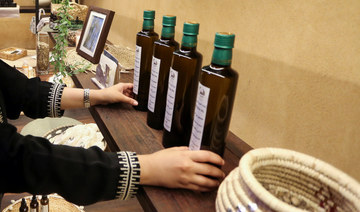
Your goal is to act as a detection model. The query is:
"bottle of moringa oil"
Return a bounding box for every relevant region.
[30,195,39,212]
[19,198,28,212]
[189,32,238,157]
[133,10,159,111]
[40,195,49,212]
[147,15,179,129]
[162,22,203,148]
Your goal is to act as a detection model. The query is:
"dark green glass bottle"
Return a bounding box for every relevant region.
[19,198,29,212]
[188,32,238,157]
[147,15,179,130]
[30,195,39,212]
[162,22,203,148]
[133,10,159,111]
[40,195,49,212]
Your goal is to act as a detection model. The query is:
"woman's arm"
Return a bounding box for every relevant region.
[0,60,66,119]
[60,83,138,109]
[1,59,136,118]
[1,123,224,205]
[0,123,131,205]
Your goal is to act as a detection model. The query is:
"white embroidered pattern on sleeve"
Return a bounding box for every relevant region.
[47,83,66,117]
[116,151,140,200]
[0,109,4,124]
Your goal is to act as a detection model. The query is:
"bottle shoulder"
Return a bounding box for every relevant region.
[155,39,179,48]
[202,65,238,78]
[173,48,203,59]
[137,30,159,38]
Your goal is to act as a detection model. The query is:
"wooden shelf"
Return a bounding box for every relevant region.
[71,71,253,212]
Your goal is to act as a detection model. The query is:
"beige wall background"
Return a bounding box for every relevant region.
[82,0,360,181]
[0,13,36,49]
[0,0,49,49]
[1,0,358,181]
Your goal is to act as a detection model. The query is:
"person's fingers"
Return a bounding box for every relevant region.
[117,83,133,92]
[123,88,133,96]
[188,174,221,188]
[122,95,138,106]
[122,92,133,98]
[189,150,225,166]
[181,182,218,192]
[167,146,189,151]
[122,86,135,98]
[122,83,134,89]
[191,162,225,179]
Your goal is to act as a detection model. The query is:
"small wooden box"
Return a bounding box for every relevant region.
[0,47,27,61]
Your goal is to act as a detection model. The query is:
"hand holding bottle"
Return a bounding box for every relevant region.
[96,83,138,106]
[138,147,225,192]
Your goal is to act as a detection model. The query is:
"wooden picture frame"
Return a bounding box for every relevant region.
[76,6,114,64]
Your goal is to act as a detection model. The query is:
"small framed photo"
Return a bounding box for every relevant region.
[91,50,119,89]
[76,6,114,64]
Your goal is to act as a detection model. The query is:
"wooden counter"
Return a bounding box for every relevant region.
[71,71,252,212]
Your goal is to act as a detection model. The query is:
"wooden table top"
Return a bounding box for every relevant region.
[72,71,253,212]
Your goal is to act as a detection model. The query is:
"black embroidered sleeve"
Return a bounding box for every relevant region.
[1,59,67,119]
[0,108,4,124]
[20,80,66,119]
[115,152,141,200]
[0,123,125,205]
[47,83,66,117]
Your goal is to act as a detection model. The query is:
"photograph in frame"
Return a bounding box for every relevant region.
[76,6,114,64]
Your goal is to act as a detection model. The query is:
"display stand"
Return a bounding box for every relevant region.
[0,5,19,17]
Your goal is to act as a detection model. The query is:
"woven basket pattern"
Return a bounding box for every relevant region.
[216,148,360,212]
[2,194,83,212]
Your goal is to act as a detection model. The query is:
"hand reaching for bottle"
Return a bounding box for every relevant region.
[61,83,138,109]
[138,147,225,192]
[100,83,138,106]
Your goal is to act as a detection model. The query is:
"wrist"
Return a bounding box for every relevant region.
[138,154,153,186]
[89,89,106,106]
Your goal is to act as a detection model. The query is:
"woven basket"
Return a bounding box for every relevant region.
[51,2,88,21]
[216,148,360,212]
[0,47,27,61]
[2,194,84,212]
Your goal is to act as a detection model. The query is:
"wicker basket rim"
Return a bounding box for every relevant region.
[238,147,360,211]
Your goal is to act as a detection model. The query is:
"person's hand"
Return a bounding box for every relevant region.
[98,83,138,106]
[60,83,138,109]
[138,147,225,192]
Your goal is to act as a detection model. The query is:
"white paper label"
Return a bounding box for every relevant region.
[133,45,142,94]
[148,56,161,112]
[164,68,178,132]
[189,83,210,150]
[41,205,49,212]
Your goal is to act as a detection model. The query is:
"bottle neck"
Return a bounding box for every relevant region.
[161,25,175,39]
[211,47,232,67]
[142,19,154,31]
[181,34,197,49]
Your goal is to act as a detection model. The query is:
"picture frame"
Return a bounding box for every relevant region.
[91,50,119,89]
[76,6,114,64]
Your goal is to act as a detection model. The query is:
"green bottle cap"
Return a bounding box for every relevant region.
[143,10,155,19]
[214,32,235,49]
[211,32,235,66]
[163,15,176,26]
[143,10,155,30]
[183,22,199,35]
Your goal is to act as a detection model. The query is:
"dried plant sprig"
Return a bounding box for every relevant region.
[50,0,88,83]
